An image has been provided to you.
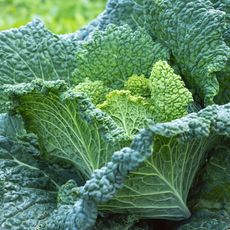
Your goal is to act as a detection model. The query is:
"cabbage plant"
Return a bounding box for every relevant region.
[0,0,229,229]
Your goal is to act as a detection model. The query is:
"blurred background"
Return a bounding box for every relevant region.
[0,0,107,34]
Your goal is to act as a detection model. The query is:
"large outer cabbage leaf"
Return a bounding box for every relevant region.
[30,104,230,226]
[190,144,230,212]
[145,0,230,104]
[0,19,79,112]
[211,0,230,104]
[211,0,230,45]
[78,0,230,105]
[4,79,126,179]
[99,104,230,220]
[0,115,92,230]
[4,80,230,226]
[0,114,58,230]
[98,0,146,30]
[0,19,78,85]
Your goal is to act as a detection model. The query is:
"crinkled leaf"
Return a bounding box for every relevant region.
[98,90,152,139]
[98,0,146,30]
[4,79,126,179]
[145,0,230,104]
[191,145,230,211]
[215,60,230,104]
[149,61,193,122]
[73,79,110,105]
[211,0,230,45]
[93,214,146,230]
[0,19,79,113]
[73,24,170,89]
[40,199,97,230]
[0,19,78,85]
[211,0,230,104]
[99,104,230,220]
[0,113,25,138]
[124,74,151,98]
[0,115,58,229]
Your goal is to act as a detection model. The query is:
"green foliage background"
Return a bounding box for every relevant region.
[0,0,107,34]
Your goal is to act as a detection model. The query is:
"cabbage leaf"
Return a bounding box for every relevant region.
[4,79,126,178]
[0,114,57,229]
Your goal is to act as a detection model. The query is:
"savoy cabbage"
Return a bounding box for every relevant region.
[0,0,230,229]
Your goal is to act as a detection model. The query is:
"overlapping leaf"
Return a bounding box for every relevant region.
[0,114,57,230]
[99,104,230,220]
[145,0,230,104]
[4,79,126,178]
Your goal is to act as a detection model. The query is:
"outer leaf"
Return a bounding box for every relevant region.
[191,145,230,211]
[145,0,230,104]
[98,104,230,220]
[4,79,126,179]
[40,200,98,230]
[7,99,230,227]
[0,115,57,230]
[211,0,230,45]
[215,60,230,104]
[0,113,25,138]
[0,18,79,113]
[211,0,230,104]
[60,18,101,42]
[0,19,78,85]
[98,0,146,30]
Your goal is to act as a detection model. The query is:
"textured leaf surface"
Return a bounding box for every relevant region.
[178,210,230,230]
[215,61,230,104]
[211,0,230,104]
[41,103,230,228]
[0,115,57,230]
[150,61,193,122]
[73,24,170,89]
[124,74,151,98]
[211,0,230,45]
[0,113,25,138]
[0,19,78,85]
[4,80,125,178]
[93,214,146,230]
[98,90,152,139]
[191,145,230,211]
[73,78,110,105]
[101,138,211,220]
[60,17,102,42]
[99,104,230,220]
[98,0,146,30]
[40,200,98,230]
[145,0,230,104]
